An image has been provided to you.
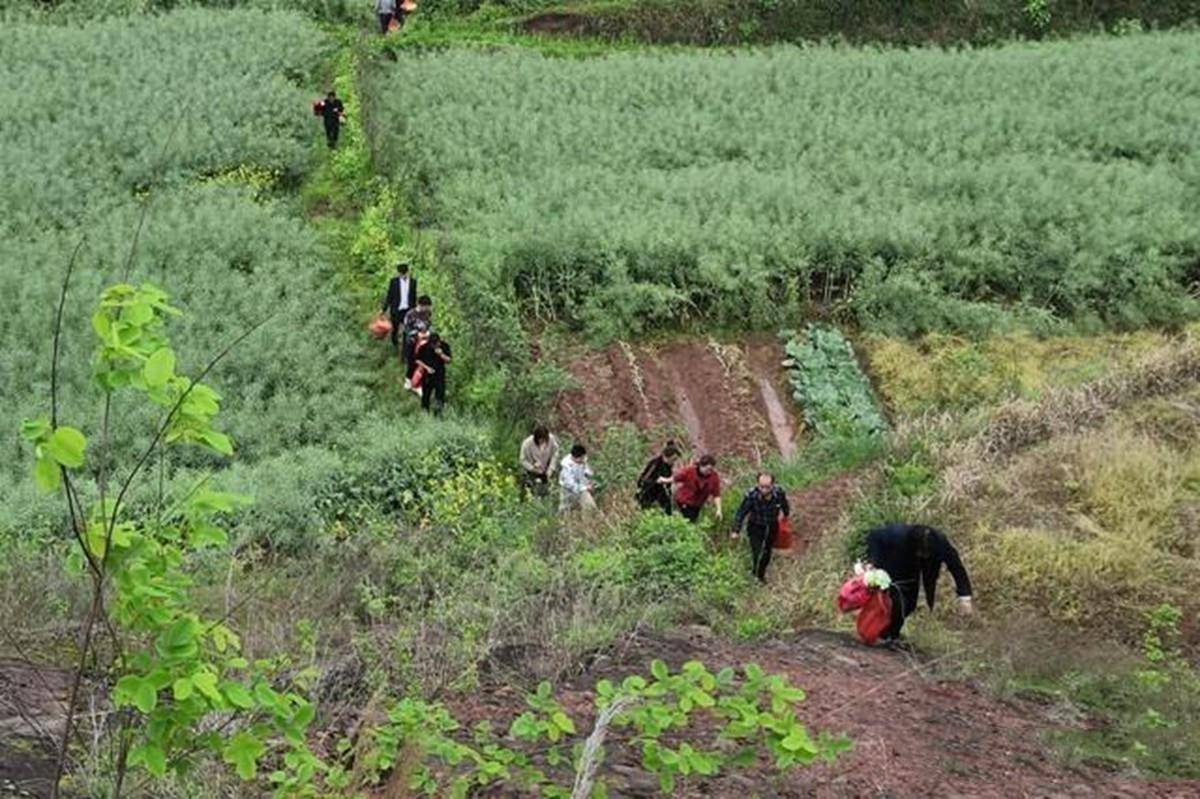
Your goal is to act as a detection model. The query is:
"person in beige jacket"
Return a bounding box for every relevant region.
[519,425,560,497]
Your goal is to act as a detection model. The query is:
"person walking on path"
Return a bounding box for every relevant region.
[375,0,397,34]
[320,89,345,149]
[636,441,681,514]
[402,296,433,387]
[559,444,597,515]
[414,331,451,415]
[520,425,560,497]
[864,523,973,642]
[730,472,790,583]
[672,454,722,523]
[381,262,417,351]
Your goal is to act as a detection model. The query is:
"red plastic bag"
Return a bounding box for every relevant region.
[387,16,400,32]
[856,589,893,646]
[772,515,794,552]
[368,315,392,340]
[836,575,870,613]
[411,366,424,390]
[312,100,324,117]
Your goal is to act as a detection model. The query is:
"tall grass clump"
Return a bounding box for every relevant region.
[373,34,1200,343]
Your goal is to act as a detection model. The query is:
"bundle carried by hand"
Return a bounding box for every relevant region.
[836,561,893,645]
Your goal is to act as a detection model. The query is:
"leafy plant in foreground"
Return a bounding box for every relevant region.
[354,659,850,797]
[22,282,320,797]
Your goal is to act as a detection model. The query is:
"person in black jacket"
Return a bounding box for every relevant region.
[320,90,345,149]
[381,262,417,350]
[865,523,973,641]
[636,441,681,514]
[730,473,790,583]
[415,331,451,416]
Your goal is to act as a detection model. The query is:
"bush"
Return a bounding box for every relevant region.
[372,35,1200,342]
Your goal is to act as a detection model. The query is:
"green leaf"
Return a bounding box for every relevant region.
[173,678,194,701]
[551,711,575,735]
[222,681,255,710]
[192,671,221,701]
[45,426,87,468]
[650,659,669,681]
[223,731,265,780]
[35,456,61,493]
[20,417,51,444]
[143,347,175,387]
[199,430,233,457]
[132,680,157,714]
[129,743,167,777]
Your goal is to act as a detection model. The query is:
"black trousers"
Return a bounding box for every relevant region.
[747,522,775,582]
[324,119,339,149]
[679,505,702,523]
[638,485,671,515]
[378,12,392,34]
[884,583,920,640]
[421,374,445,415]
[521,470,549,498]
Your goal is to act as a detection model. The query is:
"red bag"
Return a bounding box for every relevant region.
[411,366,424,390]
[772,515,793,552]
[387,16,400,32]
[836,575,869,613]
[312,100,324,117]
[856,589,893,646]
[368,315,392,340]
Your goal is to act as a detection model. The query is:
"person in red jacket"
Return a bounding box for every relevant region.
[672,454,722,523]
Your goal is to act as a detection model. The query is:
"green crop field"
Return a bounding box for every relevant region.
[373,34,1200,341]
[0,11,492,547]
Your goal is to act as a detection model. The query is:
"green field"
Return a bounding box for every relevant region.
[376,34,1200,341]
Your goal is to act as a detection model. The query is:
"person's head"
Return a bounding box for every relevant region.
[533,425,550,445]
[661,440,681,464]
[326,88,337,99]
[697,454,716,475]
[570,443,587,461]
[418,295,432,309]
[909,525,937,563]
[755,472,775,495]
[396,261,409,275]
[415,326,430,342]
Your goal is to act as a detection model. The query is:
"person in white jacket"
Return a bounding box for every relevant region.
[559,444,597,515]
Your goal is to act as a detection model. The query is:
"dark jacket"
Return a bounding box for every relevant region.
[865,524,971,611]
[733,486,790,532]
[382,275,418,315]
[636,456,672,507]
[416,338,451,379]
[321,98,344,126]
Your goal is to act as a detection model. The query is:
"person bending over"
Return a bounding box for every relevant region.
[865,523,973,641]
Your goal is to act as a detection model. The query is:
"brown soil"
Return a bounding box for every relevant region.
[0,660,69,799]
[442,628,1199,798]
[555,338,800,465]
[784,472,863,557]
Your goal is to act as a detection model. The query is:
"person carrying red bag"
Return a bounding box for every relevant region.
[730,472,790,584]
[865,523,973,643]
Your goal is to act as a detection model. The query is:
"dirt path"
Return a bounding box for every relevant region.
[445,628,1199,798]
[555,338,799,464]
